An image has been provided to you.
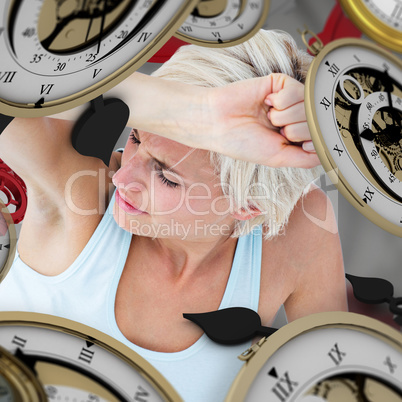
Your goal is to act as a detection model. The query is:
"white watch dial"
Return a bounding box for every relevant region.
[0,0,198,116]
[309,40,402,234]
[362,0,402,31]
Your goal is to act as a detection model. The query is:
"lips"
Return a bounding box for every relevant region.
[115,189,147,215]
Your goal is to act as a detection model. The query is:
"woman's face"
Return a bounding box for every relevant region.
[112,129,235,241]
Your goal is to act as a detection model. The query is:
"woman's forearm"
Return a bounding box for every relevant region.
[50,72,212,149]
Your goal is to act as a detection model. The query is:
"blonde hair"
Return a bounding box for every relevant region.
[152,30,321,239]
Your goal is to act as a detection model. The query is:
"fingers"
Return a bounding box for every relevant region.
[268,101,306,127]
[265,79,304,110]
[280,122,311,142]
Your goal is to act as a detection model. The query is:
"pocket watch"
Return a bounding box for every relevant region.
[338,0,402,52]
[0,0,198,118]
[0,199,16,285]
[225,312,402,402]
[0,311,182,402]
[303,34,402,236]
[174,0,270,47]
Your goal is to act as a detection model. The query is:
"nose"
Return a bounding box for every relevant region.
[112,160,147,194]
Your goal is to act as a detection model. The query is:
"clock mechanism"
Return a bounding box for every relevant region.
[302,33,402,236]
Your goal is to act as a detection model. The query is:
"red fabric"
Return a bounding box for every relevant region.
[308,2,362,54]
[148,36,190,63]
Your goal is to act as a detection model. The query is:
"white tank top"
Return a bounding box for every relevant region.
[0,190,283,401]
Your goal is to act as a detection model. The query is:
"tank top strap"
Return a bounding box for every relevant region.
[219,225,262,312]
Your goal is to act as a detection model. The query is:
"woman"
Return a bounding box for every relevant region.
[0,30,346,401]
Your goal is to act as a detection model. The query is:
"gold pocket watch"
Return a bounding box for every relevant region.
[175,0,270,47]
[0,311,182,401]
[338,0,402,52]
[225,312,402,401]
[0,0,199,118]
[302,33,402,236]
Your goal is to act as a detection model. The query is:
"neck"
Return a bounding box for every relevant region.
[139,233,238,280]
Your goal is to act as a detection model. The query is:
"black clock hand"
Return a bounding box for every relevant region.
[360,127,376,141]
[184,308,277,345]
[383,69,401,127]
[83,0,94,43]
[96,0,108,54]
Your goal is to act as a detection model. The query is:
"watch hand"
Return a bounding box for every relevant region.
[383,70,401,127]
[184,307,277,345]
[360,127,376,141]
[96,0,108,54]
[83,0,94,43]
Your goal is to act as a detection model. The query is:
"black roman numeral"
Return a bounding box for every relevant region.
[363,187,374,203]
[40,84,54,95]
[137,32,152,42]
[78,347,94,364]
[325,61,340,77]
[182,26,192,32]
[392,4,402,19]
[333,144,344,157]
[384,356,397,374]
[320,96,332,110]
[0,71,17,83]
[12,335,27,348]
[271,372,298,401]
[134,386,149,401]
[212,32,221,38]
[328,343,346,366]
[93,68,102,79]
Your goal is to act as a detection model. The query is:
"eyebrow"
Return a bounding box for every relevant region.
[134,129,183,177]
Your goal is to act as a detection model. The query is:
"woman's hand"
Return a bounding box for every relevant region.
[208,73,321,168]
[51,72,321,169]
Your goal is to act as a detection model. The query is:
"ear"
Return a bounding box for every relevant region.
[231,206,262,221]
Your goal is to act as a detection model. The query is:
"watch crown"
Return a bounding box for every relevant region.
[238,337,267,362]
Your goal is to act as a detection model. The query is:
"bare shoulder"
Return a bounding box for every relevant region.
[259,183,347,324]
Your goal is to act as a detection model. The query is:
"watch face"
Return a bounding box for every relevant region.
[305,38,402,236]
[0,312,181,402]
[226,312,402,402]
[0,0,198,117]
[339,0,402,51]
[175,0,270,47]
[361,0,402,31]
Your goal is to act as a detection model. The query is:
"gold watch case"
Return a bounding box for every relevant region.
[0,312,182,402]
[0,0,199,117]
[226,312,402,402]
[304,37,402,237]
[174,0,270,47]
[338,0,402,52]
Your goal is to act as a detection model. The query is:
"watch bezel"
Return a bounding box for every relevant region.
[338,0,402,52]
[304,37,402,237]
[225,311,402,401]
